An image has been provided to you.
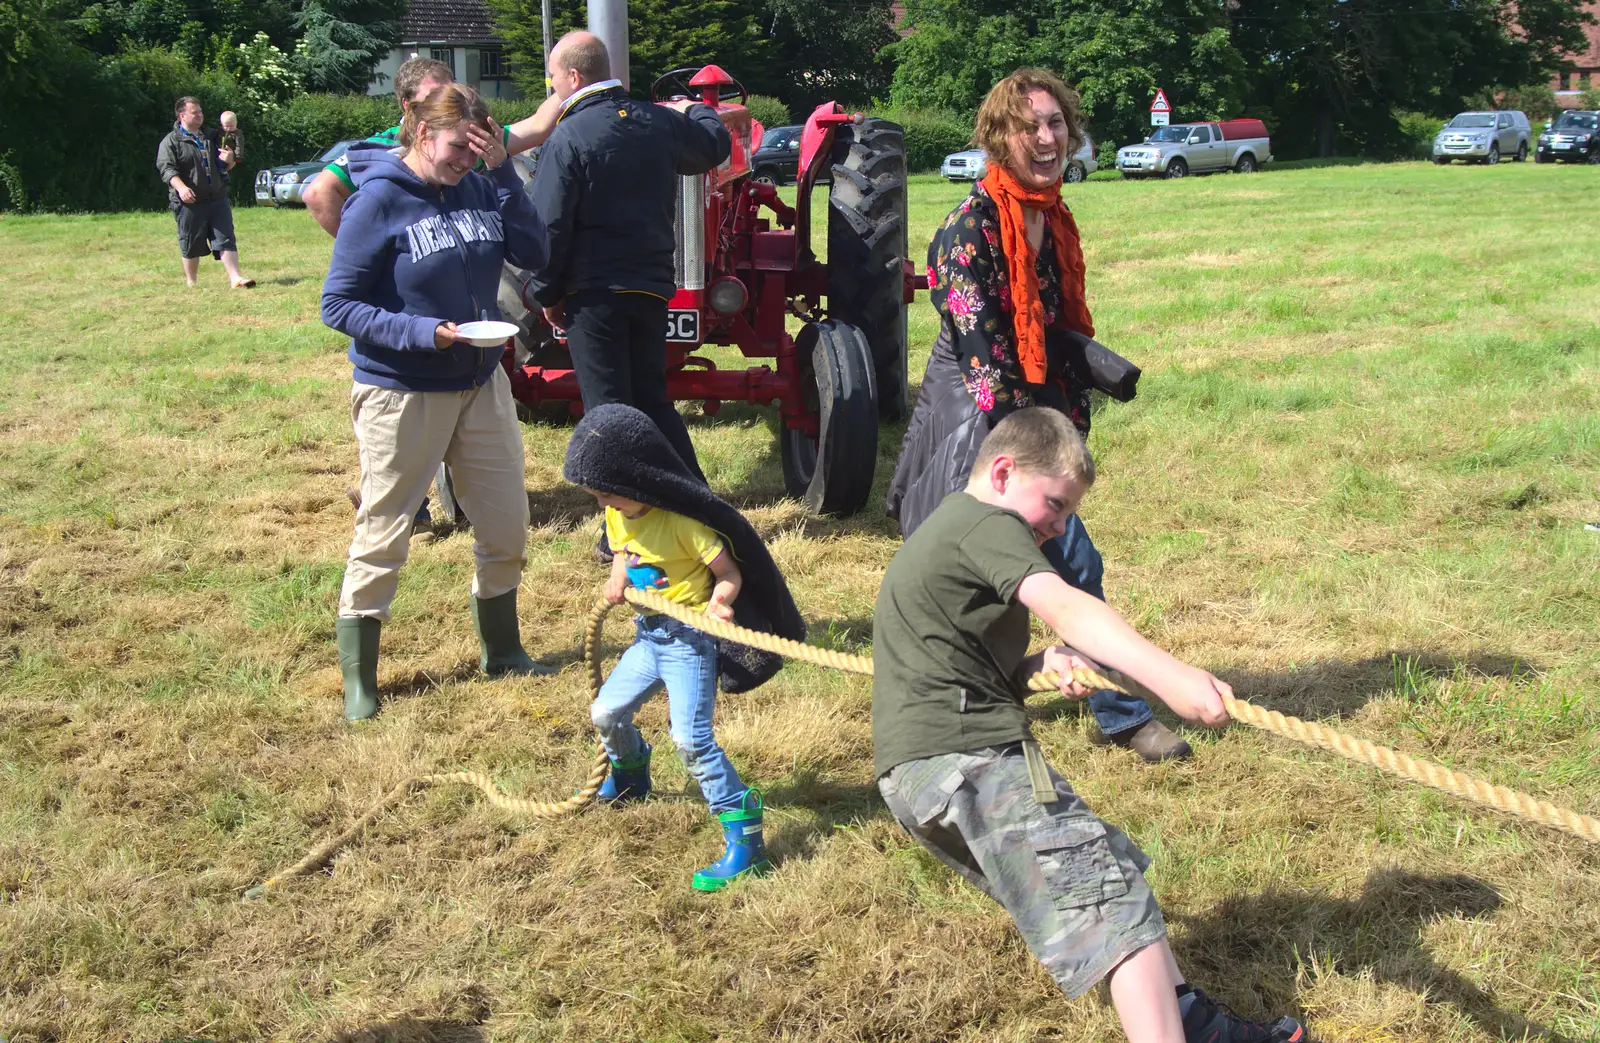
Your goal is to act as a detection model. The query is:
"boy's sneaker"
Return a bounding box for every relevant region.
[1178,985,1305,1043]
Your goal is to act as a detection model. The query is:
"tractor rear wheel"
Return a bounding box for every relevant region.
[780,320,878,517]
[828,118,909,422]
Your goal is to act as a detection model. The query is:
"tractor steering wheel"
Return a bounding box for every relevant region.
[649,66,748,106]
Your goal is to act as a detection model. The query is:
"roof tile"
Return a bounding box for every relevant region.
[401,0,502,44]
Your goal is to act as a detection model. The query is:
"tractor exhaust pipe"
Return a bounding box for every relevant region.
[679,176,706,290]
[587,0,629,91]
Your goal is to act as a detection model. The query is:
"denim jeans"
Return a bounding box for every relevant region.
[1041,516,1154,737]
[589,614,749,814]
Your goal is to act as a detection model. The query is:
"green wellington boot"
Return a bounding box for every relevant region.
[471,589,555,677]
[336,616,382,721]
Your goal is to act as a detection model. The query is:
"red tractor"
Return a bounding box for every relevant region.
[495,65,923,517]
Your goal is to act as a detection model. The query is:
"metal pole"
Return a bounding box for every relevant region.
[541,0,554,96]
[586,0,629,92]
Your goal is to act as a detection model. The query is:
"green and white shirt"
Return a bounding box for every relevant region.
[326,124,513,190]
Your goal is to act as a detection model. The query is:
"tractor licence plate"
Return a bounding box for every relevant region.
[666,309,700,344]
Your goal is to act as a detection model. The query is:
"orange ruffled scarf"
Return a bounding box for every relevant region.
[980,165,1095,384]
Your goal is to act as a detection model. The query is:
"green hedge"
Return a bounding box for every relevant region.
[1,41,970,212]
[2,46,252,212]
[487,98,541,126]
[745,95,791,129]
[869,107,972,172]
[0,40,555,213]
[1395,111,1446,160]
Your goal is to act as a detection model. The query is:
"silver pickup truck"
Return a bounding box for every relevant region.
[1116,119,1272,179]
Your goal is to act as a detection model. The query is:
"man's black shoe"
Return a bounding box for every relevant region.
[1179,985,1305,1043]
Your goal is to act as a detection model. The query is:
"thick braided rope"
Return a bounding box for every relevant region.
[1216,692,1600,843]
[629,588,1600,846]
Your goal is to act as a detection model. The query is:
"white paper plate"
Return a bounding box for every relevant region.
[456,320,519,347]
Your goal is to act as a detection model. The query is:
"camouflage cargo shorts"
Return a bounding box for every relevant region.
[879,742,1167,998]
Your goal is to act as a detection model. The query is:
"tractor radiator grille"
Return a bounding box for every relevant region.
[673,174,706,291]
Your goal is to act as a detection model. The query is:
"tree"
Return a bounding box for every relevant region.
[1230,0,1594,156]
[67,0,296,60]
[761,0,898,111]
[624,0,776,95]
[0,0,249,210]
[484,0,893,113]
[292,0,405,93]
[887,0,1248,150]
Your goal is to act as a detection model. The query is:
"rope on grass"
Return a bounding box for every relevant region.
[245,587,1598,898]
[243,602,619,899]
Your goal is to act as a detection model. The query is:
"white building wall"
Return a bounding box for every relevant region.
[368,48,405,97]
[366,43,520,100]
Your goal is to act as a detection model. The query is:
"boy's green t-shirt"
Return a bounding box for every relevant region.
[871,492,1056,778]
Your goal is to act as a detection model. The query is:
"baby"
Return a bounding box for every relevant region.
[218,111,241,161]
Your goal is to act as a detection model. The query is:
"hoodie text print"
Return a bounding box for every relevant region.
[407,209,506,262]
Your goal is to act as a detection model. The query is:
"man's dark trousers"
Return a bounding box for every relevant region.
[566,288,706,482]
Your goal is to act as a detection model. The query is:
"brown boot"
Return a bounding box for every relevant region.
[1094,719,1192,763]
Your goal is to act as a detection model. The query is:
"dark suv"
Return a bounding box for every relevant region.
[750,124,804,185]
[1535,110,1599,164]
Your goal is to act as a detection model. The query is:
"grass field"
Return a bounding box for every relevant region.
[1,161,1598,1043]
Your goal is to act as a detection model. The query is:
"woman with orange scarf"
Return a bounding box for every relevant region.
[886,68,1190,764]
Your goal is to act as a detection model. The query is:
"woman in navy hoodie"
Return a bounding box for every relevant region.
[322,83,551,721]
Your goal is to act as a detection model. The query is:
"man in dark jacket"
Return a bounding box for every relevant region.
[156,96,253,288]
[527,31,731,482]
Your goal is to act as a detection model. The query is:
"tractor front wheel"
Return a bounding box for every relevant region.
[828,118,910,422]
[780,320,878,517]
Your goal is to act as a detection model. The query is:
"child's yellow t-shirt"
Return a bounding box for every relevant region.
[605,506,726,610]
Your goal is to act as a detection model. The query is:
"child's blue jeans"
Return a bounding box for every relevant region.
[590,614,750,814]
[1041,515,1155,737]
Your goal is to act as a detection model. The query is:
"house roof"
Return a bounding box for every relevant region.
[401,0,502,44]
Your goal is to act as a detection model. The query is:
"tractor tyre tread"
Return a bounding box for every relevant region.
[779,320,878,516]
[829,117,910,421]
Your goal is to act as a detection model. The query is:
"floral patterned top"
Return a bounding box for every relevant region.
[926,182,1093,434]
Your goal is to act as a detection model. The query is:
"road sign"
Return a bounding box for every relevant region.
[1151,112,1169,127]
[1150,88,1170,113]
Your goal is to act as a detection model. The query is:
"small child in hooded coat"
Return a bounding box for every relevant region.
[564,404,805,891]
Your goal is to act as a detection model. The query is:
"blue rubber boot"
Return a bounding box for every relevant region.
[595,743,652,804]
[692,790,773,891]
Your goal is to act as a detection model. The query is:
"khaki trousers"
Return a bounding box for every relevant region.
[339,366,528,620]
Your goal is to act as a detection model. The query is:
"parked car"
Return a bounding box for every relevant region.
[750,125,803,185]
[1432,111,1530,164]
[939,135,1098,183]
[1535,110,1599,164]
[748,124,837,186]
[254,139,362,206]
[1115,119,1271,179]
